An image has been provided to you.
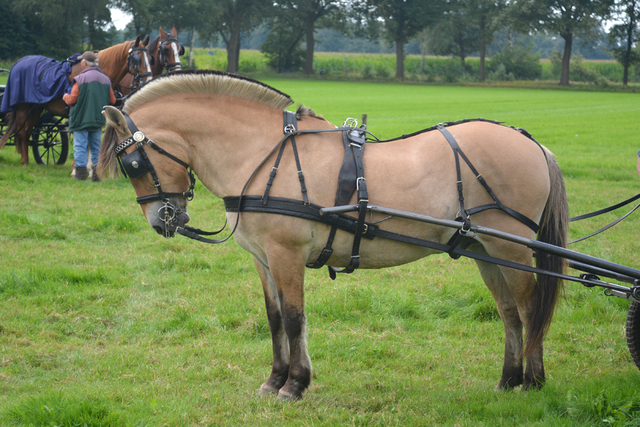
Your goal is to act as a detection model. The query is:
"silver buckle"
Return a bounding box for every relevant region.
[133,131,145,142]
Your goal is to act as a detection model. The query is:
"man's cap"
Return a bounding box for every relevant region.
[79,51,98,63]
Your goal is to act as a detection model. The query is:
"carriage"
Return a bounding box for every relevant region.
[0,69,69,165]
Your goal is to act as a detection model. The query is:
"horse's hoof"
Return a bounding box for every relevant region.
[258,383,280,397]
[277,389,302,401]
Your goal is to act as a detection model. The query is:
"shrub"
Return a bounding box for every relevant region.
[488,63,515,82]
[488,43,542,80]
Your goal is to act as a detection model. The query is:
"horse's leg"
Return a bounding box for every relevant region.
[253,258,290,395]
[498,264,545,389]
[475,257,524,389]
[16,105,43,164]
[261,247,311,400]
[472,234,545,390]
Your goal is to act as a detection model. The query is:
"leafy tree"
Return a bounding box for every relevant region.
[608,0,640,85]
[148,0,220,68]
[200,0,270,73]
[0,0,38,59]
[513,0,614,86]
[261,14,305,72]
[367,0,441,80]
[111,0,154,38]
[473,0,508,81]
[271,0,340,76]
[84,0,112,50]
[426,0,481,73]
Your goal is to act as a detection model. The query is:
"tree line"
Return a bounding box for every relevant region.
[1,0,638,86]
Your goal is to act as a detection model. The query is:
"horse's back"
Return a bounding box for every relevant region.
[364,121,550,224]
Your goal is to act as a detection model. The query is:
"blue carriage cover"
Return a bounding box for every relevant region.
[1,54,82,113]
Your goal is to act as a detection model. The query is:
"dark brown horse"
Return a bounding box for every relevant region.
[0,36,153,164]
[99,71,568,400]
[117,27,183,96]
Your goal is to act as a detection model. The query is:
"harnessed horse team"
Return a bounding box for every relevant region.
[0,27,184,165]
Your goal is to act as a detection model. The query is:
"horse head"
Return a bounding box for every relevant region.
[158,26,184,72]
[127,35,154,86]
[102,105,192,237]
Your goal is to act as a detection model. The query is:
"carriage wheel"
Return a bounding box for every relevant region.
[31,120,69,165]
[626,301,640,371]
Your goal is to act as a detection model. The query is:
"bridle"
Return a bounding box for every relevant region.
[127,43,153,88]
[115,113,233,242]
[158,36,184,71]
[115,114,195,235]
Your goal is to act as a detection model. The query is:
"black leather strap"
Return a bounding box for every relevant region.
[437,125,539,235]
[307,127,361,270]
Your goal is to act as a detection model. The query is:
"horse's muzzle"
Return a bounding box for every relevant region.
[150,201,190,238]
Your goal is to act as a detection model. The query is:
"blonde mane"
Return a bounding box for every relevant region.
[123,70,294,114]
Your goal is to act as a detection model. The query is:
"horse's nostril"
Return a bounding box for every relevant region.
[153,225,164,235]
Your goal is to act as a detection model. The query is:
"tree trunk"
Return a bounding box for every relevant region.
[395,40,404,80]
[226,28,241,73]
[479,40,486,82]
[479,18,486,82]
[303,18,315,76]
[560,32,572,86]
[189,27,195,69]
[623,17,634,86]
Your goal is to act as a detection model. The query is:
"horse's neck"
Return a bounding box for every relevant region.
[149,37,164,76]
[99,42,129,83]
[184,104,289,197]
[67,63,83,81]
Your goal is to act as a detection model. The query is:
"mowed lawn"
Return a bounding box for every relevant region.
[1,79,640,426]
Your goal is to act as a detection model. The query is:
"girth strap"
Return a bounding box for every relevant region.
[306,125,368,278]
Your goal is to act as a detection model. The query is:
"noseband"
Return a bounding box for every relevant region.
[158,36,184,71]
[115,114,195,231]
[127,43,153,86]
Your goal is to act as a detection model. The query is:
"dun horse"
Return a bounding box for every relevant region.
[99,70,568,400]
[0,35,153,164]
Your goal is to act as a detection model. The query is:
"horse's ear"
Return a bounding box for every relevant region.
[143,35,150,46]
[103,106,131,137]
[171,26,178,37]
[159,27,167,38]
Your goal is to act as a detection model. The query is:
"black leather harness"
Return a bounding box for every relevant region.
[116,112,544,279]
[224,115,543,279]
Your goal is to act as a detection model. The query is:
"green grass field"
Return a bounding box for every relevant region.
[1,79,640,426]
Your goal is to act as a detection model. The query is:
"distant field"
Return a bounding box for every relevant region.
[1,80,640,426]
[1,50,637,88]
[192,48,639,86]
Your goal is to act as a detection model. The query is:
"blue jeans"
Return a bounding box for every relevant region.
[73,128,102,168]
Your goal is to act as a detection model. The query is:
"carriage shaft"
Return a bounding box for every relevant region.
[320,204,640,282]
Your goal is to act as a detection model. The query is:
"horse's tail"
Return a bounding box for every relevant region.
[97,124,122,180]
[0,111,16,150]
[526,147,569,357]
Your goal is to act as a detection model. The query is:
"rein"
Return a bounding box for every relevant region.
[568,192,640,244]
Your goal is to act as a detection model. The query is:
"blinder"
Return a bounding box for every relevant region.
[121,147,151,179]
[115,125,195,206]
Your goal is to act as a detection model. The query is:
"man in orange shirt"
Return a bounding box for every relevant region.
[63,51,116,181]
